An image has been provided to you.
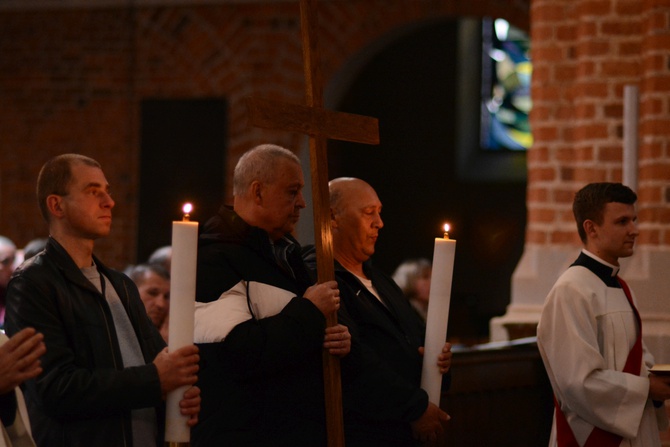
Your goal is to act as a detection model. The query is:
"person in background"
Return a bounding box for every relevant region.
[5,153,201,447]
[537,182,670,446]
[0,236,17,329]
[392,258,432,322]
[192,144,350,446]
[146,246,172,341]
[0,327,46,447]
[21,239,48,262]
[321,177,452,446]
[148,246,172,273]
[127,263,170,343]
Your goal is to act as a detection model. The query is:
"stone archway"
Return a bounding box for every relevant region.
[316,18,528,342]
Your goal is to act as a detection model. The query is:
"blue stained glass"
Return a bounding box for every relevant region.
[481,18,533,151]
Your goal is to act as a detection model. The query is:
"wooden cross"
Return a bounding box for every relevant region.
[245,0,379,445]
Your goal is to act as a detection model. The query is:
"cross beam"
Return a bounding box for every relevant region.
[245,97,379,145]
[245,1,379,445]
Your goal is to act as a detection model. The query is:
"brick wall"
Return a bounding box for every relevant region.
[529,0,670,248]
[640,1,670,246]
[1,0,667,270]
[530,2,670,440]
[0,0,529,269]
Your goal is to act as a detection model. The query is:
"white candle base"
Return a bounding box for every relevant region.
[165,219,199,442]
[420,237,456,405]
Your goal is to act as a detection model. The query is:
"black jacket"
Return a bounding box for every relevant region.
[193,206,328,446]
[304,247,432,446]
[5,237,165,447]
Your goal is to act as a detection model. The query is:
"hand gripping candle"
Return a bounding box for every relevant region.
[165,203,199,444]
[420,224,456,405]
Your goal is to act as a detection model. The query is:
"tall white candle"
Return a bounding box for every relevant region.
[420,224,456,405]
[165,203,199,443]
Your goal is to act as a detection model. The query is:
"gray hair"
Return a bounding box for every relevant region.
[148,245,172,269]
[233,144,300,197]
[392,258,431,296]
[23,237,48,260]
[126,263,170,285]
[0,236,16,250]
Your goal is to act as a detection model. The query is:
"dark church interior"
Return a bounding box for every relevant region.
[4,0,665,445]
[131,16,546,446]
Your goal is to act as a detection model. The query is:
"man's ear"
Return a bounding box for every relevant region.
[46,195,64,218]
[251,181,262,204]
[583,220,597,239]
[330,207,338,228]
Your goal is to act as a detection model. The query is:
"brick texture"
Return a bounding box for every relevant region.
[1,0,668,271]
[529,0,670,251]
[0,0,529,268]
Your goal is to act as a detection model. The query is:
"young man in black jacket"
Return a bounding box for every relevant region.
[5,153,200,447]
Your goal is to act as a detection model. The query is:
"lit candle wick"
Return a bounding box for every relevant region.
[182,203,193,222]
[443,223,450,239]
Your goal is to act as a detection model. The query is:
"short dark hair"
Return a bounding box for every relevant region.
[36,154,101,222]
[573,182,637,243]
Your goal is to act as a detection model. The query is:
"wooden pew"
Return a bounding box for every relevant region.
[440,338,554,446]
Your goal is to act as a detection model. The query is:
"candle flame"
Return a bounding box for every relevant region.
[443,223,451,239]
[182,203,193,221]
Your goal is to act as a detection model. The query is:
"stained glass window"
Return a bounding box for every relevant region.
[480,18,532,151]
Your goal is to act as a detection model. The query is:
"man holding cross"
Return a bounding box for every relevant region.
[192,144,351,446]
[537,182,670,447]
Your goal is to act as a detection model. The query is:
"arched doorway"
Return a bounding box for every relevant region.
[325,18,528,342]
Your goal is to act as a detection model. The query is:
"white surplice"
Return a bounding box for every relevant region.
[537,251,668,447]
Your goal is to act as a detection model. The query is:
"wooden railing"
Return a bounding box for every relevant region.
[439,338,554,447]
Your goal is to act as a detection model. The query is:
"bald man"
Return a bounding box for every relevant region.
[305,177,452,446]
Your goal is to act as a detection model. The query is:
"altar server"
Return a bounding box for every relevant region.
[538,182,670,447]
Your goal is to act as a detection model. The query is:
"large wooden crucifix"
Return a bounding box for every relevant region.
[245,0,379,445]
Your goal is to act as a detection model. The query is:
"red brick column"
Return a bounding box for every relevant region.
[639,0,670,247]
[526,0,668,248]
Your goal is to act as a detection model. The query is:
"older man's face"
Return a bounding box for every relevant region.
[258,159,306,241]
[332,182,384,264]
[136,270,170,328]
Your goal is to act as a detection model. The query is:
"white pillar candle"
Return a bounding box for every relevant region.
[623,84,639,191]
[420,224,456,405]
[165,203,199,443]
